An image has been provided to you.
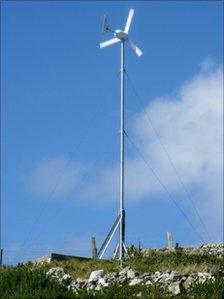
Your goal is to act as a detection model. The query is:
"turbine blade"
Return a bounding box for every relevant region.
[99,38,120,48]
[102,15,109,34]
[128,40,143,56]
[124,9,134,34]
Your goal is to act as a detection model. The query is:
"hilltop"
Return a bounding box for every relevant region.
[0,244,223,298]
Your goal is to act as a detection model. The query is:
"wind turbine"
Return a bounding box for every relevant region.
[97,9,142,261]
[100,9,143,57]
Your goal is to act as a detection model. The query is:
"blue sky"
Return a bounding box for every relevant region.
[1,1,223,264]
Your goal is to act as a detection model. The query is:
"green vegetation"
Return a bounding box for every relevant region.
[91,279,224,299]
[41,250,223,279]
[0,265,75,299]
[0,250,223,298]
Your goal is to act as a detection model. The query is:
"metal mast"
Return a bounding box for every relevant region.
[98,9,142,261]
[119,41,125,260]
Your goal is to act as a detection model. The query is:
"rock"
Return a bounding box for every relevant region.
[153,274,164,283]
[60,273,71,282]
[140,272,150,279]
[169,270,182,280]
[129,278,143,286]
[98,278,109,287]
[170,270,181,276]
[142,275,151,281]
[197,272,212,283]
[127,269,138,279]
[77,278,87,284]
[89,270,104,282]
[168,281,181,295]
[183,276,195,290]
[87,284,95,291]
[159,273,171,283]
[136,292,142,297]
[209,265,220,276]
[199,243,224,256]
[47,267,65,279]
[145,280,153,285]
[118,276,127,283]
[76,278,88,288]
[164,269,171,274]
[142,243,223,257]
[95,284,102,291]
[69,280,81,291]
[68,282,79,295]
[104,272,117,282]
[45,262,217,295]
[119,266,131,276]
[151,271,162,281]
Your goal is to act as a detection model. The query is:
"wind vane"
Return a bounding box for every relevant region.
[97,9,142,261]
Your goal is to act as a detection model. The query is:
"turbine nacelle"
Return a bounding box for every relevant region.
[99,9,143,57]
[114,29,128,41]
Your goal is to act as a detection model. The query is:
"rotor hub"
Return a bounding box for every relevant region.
[114,29,128,41]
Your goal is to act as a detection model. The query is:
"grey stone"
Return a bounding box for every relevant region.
[69,281,80,291]
[168,281,181,295]
[170,270,182,280]
[76,278,88,288]
[136,292,142,297]
[87,284,95,291]
[47,267,65,279]
[95,284,102,291]
[45,260,218,295]
[77,278,87,284]
[118,276,127,283]
[68,284,79,295]
[104,272,117,282]
[127,269,138,279]
[119,266,131,276]
[142,275,151,280]
[145,280,153,285]
[209,265,220,276]
[159,273,172,283]
[98,278,109,287]
[183,276,195,290]
[165,270,171,274]
[129,278,143,286]
[140,272,150,279]
[153,274,164,283]
[198,272,212,283]
[89,270,104,282]
[60,273,72,282]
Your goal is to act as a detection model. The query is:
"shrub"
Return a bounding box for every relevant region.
[0,265,76,299]
[188,276,224,299]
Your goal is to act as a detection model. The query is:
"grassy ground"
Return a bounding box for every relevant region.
[39,249,223,279]
[1,265,223,299]
[1,250,223,298]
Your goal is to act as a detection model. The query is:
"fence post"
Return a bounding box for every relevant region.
[0,248,3,267]
[167,232,173,250]
[91,237,97,259]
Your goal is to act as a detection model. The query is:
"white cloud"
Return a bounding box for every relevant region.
[81,61,223,239]
[29,156,86,199]
[28,61,223,240]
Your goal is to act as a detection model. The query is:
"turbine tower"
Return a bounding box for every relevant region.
[98,9,142,261]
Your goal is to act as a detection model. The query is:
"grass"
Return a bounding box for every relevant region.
[1,249,223,298]
[1,265,223,299]
[38,250,223,279]
[0,265,75,299]
[40,258,119,279]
